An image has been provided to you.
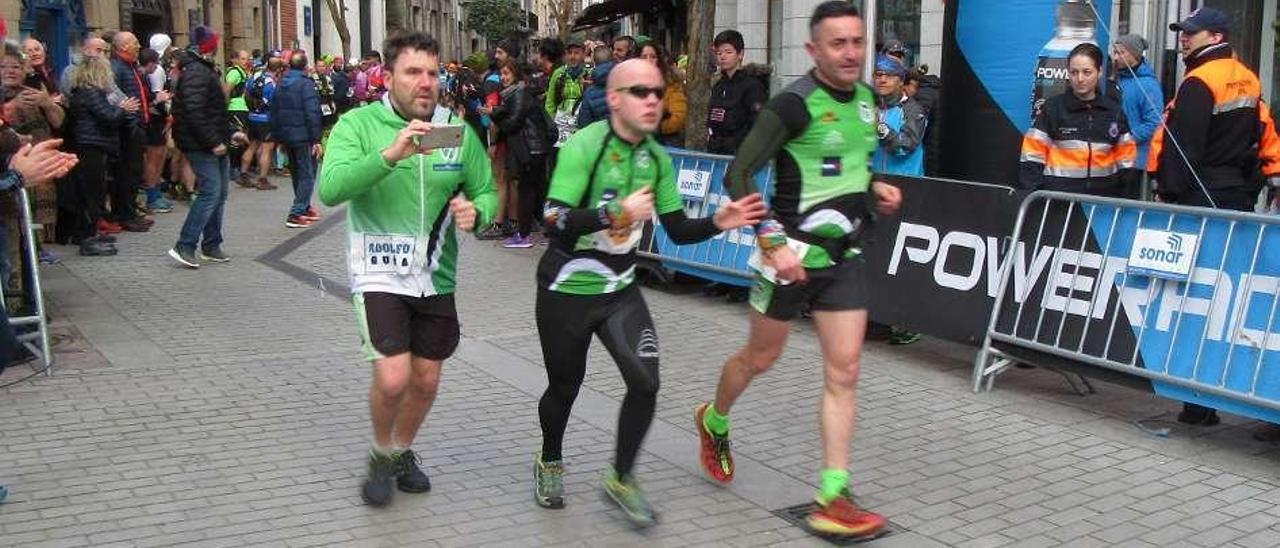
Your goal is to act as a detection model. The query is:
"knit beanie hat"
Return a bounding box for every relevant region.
[1115,34,1148,58]
[191,25,218,56]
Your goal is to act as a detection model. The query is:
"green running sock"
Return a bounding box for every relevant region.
[818,468,850,504]
[703,404,731,436]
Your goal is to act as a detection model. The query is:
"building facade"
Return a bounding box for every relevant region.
[533,0,583,39]
[12,0,474,75]
[709,0,1280,106]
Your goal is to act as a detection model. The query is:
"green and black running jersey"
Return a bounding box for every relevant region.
[538,120,686,295]
[725,71,878,268]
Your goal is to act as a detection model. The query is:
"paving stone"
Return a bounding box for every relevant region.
[1,186,1277,547]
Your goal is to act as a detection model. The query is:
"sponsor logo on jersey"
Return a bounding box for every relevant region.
[433,147,463,171]
[822,130,846,149]
[859,101,875,123]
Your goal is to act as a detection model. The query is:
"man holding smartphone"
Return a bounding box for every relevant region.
[318,32,497,508]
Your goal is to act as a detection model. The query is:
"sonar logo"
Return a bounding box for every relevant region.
[1127,228,1198,281]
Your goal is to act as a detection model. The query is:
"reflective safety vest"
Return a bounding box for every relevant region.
[1019,91,1138,193]
[1147,46,1280,196]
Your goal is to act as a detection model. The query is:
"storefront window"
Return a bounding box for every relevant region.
[879,0,922,64]
[844,0,922,63]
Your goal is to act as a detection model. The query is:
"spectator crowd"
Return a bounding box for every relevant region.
[3,7,1280,447]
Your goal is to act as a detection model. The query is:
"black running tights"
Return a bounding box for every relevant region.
[537,285,659,477]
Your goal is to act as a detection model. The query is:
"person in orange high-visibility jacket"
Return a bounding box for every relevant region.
[1149,8,1280,211]
[1148,8,1280,433]
[1020,43,1139,196]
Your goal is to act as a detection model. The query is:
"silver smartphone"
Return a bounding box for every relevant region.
[417,124,465,152]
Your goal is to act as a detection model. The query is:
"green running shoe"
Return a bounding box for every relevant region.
[603,469,656,527]
[534,452,565,509]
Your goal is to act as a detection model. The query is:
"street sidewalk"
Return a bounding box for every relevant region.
[2,179,1279,547]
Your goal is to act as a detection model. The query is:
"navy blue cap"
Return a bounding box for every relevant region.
[1170,7,1231,34]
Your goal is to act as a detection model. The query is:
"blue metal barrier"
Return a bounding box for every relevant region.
[637,148,773,286]
[975,191,1280,424]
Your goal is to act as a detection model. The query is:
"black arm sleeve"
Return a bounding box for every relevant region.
[542,198,611,239]
[724,93,810,200]
[658,209,719,244]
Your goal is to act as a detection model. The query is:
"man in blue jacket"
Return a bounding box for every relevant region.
[110,32,156,231]
[872,54,926,177]
[1113,33,1164,198]
[575,61,613,129]
[271,52,324,228]
[871,53,926,346]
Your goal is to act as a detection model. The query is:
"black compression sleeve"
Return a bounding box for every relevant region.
[724,93,810,200]
[542,199,611,238]
[658,210,719,244]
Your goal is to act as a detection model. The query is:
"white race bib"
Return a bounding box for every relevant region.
[363,234,416,275]
[554,110,578,148]
[748,238,811,286]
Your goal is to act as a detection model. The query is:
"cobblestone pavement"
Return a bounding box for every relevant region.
[2,181,1280,547]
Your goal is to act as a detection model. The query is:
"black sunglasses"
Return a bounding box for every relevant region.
[615,85,665,100]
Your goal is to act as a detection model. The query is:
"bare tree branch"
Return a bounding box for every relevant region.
[323,0,352,59]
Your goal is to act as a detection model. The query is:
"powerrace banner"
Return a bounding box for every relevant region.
[867,181,1280,423]
[989,198,1280,424]
[939,0,1112,186]
[865,176,1024,344]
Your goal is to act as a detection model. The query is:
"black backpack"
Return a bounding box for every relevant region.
[227,66,248,99]
[245,73,269,112]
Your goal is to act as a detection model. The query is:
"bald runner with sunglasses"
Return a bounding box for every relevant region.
[530,59,767,525]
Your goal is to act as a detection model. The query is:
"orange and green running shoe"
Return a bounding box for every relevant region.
[695,403,735,483]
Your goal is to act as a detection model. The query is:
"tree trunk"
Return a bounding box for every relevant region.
[324,0,352,59]
[683,0,715,151]
[554,0,576,42]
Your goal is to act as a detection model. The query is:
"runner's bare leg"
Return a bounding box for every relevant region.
[391,357,442,448]
[812,309,868,470]
[713,312,790,414]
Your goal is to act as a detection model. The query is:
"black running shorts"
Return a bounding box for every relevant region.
[749,256,868,321]
[354,292,460,361]
[247,120,273,142]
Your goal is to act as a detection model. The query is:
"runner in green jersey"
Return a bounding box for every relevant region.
[318,32,497,508]
[694,2,903,539]
[532,59,766,525]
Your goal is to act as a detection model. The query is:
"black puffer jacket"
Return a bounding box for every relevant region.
[492,81,552,165]
[172,49,230,153]
[111,56,151,128]
[914,74,943,176]
[68,86,127,155]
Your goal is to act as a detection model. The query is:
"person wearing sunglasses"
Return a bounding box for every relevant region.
[694,1,902,539]
[531,59,767,525]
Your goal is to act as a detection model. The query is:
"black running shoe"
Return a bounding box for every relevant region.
[395,449,432,493]
[361,451,398,507]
